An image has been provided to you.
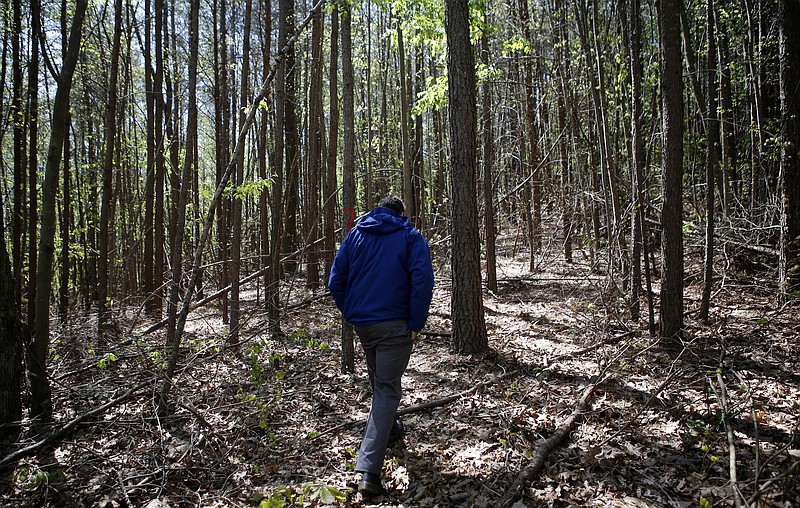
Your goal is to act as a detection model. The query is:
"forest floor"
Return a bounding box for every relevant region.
[2,232,799,507]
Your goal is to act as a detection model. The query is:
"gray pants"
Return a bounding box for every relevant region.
[354,320,413,474]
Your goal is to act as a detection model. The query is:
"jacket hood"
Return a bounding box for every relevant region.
[355,206,410,235]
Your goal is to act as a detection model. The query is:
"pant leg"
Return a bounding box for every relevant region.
[354,320,412,474]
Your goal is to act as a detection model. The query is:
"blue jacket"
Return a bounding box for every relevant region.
[328,207,434,332]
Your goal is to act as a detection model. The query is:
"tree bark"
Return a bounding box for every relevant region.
[446,0,488,355]
[658,0,685,339]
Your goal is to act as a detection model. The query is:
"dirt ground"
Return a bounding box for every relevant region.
[2,238,799,507]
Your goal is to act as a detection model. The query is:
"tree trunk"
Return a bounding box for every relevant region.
[59,113,71,323]
[143,0,155,312]
[629,0,646,321]
[27,0,41,332]
[554,0,573,264]
[98,0,123,333]
[0,188,23,437]
[700,0,720,321]
[718,18,737,212]
[230,0,252,341]
[214,0,231,324]
[398,25,414,221]
[305,3,323,290]
[11,0,24,315]
[480,12,497,294]
[165,0,200,348]
[324,3,339,281]
[259,0,272,305]
[658,0,685,340]
[29,0,88,420]
[778,0,800,298]
[282,0,300,272]
[153,0,166,317]
[157,0,199,412]
[340,1,356,372]
[446,0,488,355]
[516,0,542,254]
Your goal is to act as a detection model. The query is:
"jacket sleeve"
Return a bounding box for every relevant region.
[328,235,350,313]
[407,231,435,332]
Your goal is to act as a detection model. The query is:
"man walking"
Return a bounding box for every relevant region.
[328,196,435,497]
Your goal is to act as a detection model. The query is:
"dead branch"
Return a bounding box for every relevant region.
[312,370,520,441]
[0,379,153,466]
[396,370,519,417]
[499,376,607,508]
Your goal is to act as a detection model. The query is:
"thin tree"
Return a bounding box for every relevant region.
[11,0,24,313]
[699,0,721,321]
[143,0,156,313]
[27,0,41,331]
[214,0,231,324]
[324,2,340,280]
[282,0,301,271]
[658,0,685,339]
[446,0,488,355]
[398,23,414,220]
[516,0,543,256]
[166,0,200,347]
[231,0,252,341]
[98,0,124,333]
[340,0,356,372]
[778,0,800,299]
[28,0,88,420]
[305,2,323,290]
[153,0,166,317]
[480,8,497,293]
[628,0,645,321]
[258,0,272,305]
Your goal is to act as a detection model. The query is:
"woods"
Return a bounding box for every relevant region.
[1,0,799,506]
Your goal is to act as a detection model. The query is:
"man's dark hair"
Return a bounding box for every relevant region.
[378,196,404,215]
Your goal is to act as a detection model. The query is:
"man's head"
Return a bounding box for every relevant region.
[378,196,405,215]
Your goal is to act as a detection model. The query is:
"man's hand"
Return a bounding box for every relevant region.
[411,331,419,342]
